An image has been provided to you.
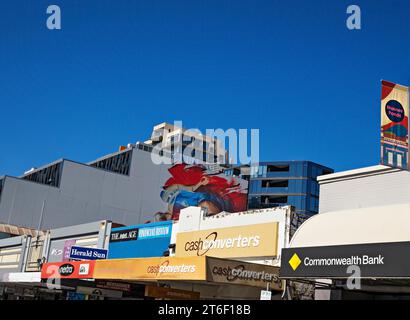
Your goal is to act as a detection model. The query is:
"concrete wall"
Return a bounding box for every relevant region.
[0,149,172,229]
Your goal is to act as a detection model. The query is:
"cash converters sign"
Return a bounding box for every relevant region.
[41,261,96,279]
[92,257,207,281]
[206,257,283,290]
[176,222,279,258]
[280,241,410,279]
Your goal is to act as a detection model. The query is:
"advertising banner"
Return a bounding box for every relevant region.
[93,256,207,281]
[281,241,410,279]
[175,222,279,258]
[206,257,283,291]
[108,221,172,259]
[381,80,410,169]
[41,261,96,279]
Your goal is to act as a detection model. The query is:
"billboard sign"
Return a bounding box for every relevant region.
[108,221,172,259]
[69,246,108,261]
[175,222,279,258]
[381,80,410,169]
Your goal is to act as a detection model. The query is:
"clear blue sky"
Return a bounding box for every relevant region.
[1,0,410,176]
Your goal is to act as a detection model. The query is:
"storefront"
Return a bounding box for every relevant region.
[279,165,410,300]
[44,220,112,263]
[0,220,114,300]
[41,256,283,300]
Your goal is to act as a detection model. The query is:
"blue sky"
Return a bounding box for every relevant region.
[1,0,410,176]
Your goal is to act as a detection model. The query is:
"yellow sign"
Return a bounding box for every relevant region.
[93,256,207,281]
[175,222,279,258]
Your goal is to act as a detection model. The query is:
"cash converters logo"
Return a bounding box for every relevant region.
[288,253,302,271]
[211,264,280,285]
[183,231,261,256]
[146,260,196,275]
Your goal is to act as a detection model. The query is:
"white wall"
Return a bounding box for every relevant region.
[318,166,410,213]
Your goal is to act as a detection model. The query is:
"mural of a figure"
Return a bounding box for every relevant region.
[156,164,248,221]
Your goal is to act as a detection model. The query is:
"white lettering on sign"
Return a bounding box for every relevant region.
[303,254,385,267]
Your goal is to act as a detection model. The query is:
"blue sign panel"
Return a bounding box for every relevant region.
[108,221,172,259]
[69,246,108,260]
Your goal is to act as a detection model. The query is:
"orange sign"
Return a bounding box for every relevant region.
[93,257,207,281]
[176,222,279,258]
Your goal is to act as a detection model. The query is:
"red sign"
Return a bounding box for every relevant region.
[41,261,96,279]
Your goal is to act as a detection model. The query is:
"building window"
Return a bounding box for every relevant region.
[261,195,288,205]
[23,162,62,187]
[90,150,132,175]
[267,165,289,172]
[261,179,289,188]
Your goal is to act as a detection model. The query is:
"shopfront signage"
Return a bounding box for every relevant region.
[93,256,207,281]
[108,221,172,259]
[110,228,139,242]
[41,261,96,279]
[175,222,278,258]
[206,257,283,291]
[69,246,108,261]
[281,241,410,279]
[58,263,74,276]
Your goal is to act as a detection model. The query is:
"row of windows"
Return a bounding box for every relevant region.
[248,194,320,213]
[23,162,62,187]
[250,163,332,179]
[90,150,132,176]
[249,179,320,197]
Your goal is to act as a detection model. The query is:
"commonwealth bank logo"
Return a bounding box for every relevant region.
[289,253,302,271]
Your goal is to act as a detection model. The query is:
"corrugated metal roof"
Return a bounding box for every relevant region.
[0,222,45,237]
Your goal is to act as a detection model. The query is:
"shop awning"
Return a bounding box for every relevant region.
[290,203,410,248]
[40,256,283,291]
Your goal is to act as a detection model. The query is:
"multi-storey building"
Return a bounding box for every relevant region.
[144,122,228,165]
[225,161,333,216]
